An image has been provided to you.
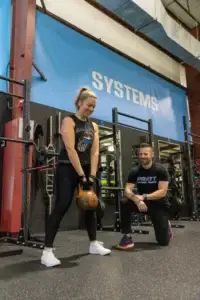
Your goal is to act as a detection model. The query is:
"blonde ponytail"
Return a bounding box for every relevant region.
[75,87,96,110]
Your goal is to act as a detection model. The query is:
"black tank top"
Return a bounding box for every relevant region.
[58,114,95,166]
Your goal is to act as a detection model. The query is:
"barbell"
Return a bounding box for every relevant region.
[0,136,59,163]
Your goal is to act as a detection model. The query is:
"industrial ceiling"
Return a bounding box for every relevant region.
[162,0,200,31]
[36,0,200,72]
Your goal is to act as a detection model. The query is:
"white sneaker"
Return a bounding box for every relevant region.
[97,241,104,246]
[89,241,111,256]
[41,248,61,267]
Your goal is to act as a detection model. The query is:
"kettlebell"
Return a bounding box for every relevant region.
[76,186,98,211]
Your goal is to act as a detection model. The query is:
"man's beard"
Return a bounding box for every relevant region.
[140,159,151,165]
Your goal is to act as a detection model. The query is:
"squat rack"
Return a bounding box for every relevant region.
[0,75,33,256]
[98,107,153,235]
[0,75,58,256]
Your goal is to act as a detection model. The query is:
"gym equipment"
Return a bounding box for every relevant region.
[35,111,62,164]
[44,116,56,215]
[76,187,99,211]
[157,141,186,228]
[36,145,58,163]
[96,197,106,219]
[27,115,61,242]
[0,138,59,165]
[163,156,184,219]
[55,112,62,153]
[182,116,200,220]
[0,77,35,253]
[0,74,59,252]
[99,166,114,174]
[132,145,140,167]
[97,107,153,235]
[26,123,47,243]
[0,76,33,256]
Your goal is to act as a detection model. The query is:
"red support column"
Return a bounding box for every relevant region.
[185,25,200,161]
[191,26,200,40]
[10,0,36,118]
[0,0,36,233]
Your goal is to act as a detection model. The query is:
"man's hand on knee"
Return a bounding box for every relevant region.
[133,195,148,213]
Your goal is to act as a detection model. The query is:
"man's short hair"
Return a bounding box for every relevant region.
[139,143,152,149]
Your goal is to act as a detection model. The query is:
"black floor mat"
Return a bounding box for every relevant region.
[0,222,199,300]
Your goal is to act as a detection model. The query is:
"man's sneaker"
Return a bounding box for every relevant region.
[89,241,111,256]
[116,235,134,250]
[41,248,61,267]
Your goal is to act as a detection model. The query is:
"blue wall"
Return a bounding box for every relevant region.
[32,11,188,142]
[0,0,11,92]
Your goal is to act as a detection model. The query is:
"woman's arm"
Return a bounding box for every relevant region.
[61,117,85,176]
[90,123,99,177]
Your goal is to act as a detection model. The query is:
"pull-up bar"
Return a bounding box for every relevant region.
[112,107,153,146]
[117,111,149,124]
[112,107,154,193]
[117,122,150,135]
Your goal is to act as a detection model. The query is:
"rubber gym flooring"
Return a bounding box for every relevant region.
[0,222,200,300]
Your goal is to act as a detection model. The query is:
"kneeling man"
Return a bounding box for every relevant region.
[117,143,173,249]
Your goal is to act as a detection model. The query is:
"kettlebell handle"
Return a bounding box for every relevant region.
[79,184,94,192]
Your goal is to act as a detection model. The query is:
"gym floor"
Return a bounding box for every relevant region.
[1,222,200,300]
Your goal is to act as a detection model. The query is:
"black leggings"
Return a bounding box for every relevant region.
[45,164,96,248]
[121,200,170,246]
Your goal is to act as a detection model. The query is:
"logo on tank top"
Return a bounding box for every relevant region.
[77,132,94,152]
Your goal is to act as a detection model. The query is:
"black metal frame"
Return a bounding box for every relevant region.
[32,61,47,82]
[113,108,154,146]
[0,75,45,256]
[114,107,154,234]
[98,107,154,235]
[182,116,199,220]
[111,108,185,231]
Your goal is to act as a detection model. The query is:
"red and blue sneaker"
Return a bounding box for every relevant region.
[116,235,134,250]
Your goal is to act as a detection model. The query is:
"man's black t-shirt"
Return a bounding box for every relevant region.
[127,162,169,208]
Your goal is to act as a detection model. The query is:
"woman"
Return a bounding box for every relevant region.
[41,87,111,267]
